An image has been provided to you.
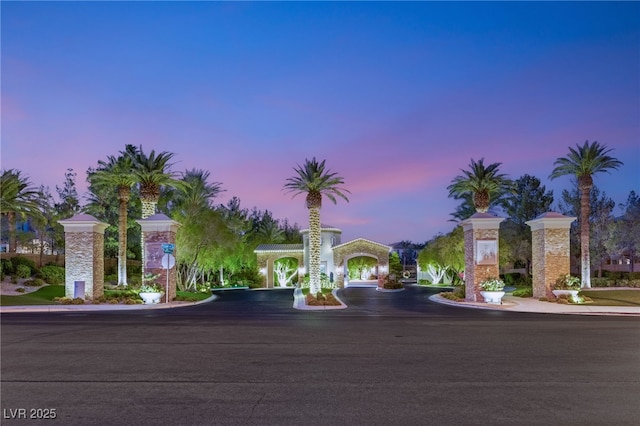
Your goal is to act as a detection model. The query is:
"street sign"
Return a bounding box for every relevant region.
[162,243,175,254]
[161,253,176,269]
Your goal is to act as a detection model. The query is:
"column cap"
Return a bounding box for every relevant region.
[58,214,109,233]
[460,212,505,231]
[526,212,576,230]
[136,213,181,232]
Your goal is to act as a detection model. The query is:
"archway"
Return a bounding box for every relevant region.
[345,254,379,287]
[255,245,304,288]
[332,238,391,288]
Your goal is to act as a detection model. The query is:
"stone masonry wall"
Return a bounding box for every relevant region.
[64,232,104,300]
[531,228,570,298]
[464,228,500,302]
[143,230,176,302]
[92,232,104,299]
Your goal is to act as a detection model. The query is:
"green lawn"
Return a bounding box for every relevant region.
[0,285,65,306]
[580,290,640,307]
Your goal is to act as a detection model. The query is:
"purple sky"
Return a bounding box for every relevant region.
[2,2,639,244]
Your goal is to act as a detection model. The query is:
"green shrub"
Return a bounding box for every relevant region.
[37,265,65,285]
[104,274,118,284]
[512,287,533,298]
[440,291,462,301]
[453,285,465,299]
[15,287,26,293]
[23,278,45,287]
[11,256,37,273]
[15,264,31,279]
[1,258,15,275]
[501,272,521,286]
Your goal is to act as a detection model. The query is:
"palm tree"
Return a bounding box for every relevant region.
[0,169,42,253]
[170,168,224,217]
[127,146,188,283]
[550,140,623,288]
[127,146,186,219]
[447,158,513,213]
[87,148,138,286]
[283,157,349,295]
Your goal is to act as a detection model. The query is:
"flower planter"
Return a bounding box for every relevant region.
[552,289,579,302]
[480,290,505,304]
[139,292,163,304]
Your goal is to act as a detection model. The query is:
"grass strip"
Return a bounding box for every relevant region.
[579,290,640,306]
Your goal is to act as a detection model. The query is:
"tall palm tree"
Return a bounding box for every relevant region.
[0,169,42,253]
[283,157,349,295]
[87,147,138,286]
[127,146,186,219]
[550,140,623,288]
[447,158,513,213]
[126,146,187,281]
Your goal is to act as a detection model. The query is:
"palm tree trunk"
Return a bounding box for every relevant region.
[308,206,321,295]
[140,199,156,284]
[8,212,17,253]
[117,193,129,286]
[579,184,592,288]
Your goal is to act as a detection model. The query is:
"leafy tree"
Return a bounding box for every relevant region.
[501,174,554,225]
[447,158,513,214]
[174,206,238,291]
[388,251,403,278]
[550,141,623,287]
[610,191,640,272]
[589,192,615,277]
[418,226,465,272]
[274,258,299,287]
[283,157,350,295]
[55,168,82,219]
[0,169,42,252]
[348,256,377,280]
[499,219,532,271]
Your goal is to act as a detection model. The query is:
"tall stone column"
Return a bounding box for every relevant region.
[136,214,180,303]
[58,214,108,300]
[526,212,576,299]
[460,213,505,302]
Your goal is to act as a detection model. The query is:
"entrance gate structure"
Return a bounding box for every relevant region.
[255,244,304,288]
[332,238,391,288]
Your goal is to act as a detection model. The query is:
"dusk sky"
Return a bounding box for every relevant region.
[2,2,639,244]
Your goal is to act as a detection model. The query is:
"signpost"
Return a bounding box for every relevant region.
[161,243,175,303]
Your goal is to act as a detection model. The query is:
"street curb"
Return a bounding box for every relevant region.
[0,294,219,314]
[292,288,348,310]
[428,294,640,317]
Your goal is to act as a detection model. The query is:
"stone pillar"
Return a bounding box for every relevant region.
[58,214,108,300]
[526,212,576,299]
[136,214,180,303]
[460,213,505,302]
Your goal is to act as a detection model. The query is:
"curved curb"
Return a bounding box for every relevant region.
[376,287,405,293]
[292,288,348,310]
[428,293,640,316]
[0,294,219,314]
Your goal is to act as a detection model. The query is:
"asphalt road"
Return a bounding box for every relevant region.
[1,286,639,425]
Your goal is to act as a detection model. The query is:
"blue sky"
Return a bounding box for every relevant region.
[2,1,639,244]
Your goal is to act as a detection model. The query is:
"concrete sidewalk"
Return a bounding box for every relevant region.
[429,293,640,316]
